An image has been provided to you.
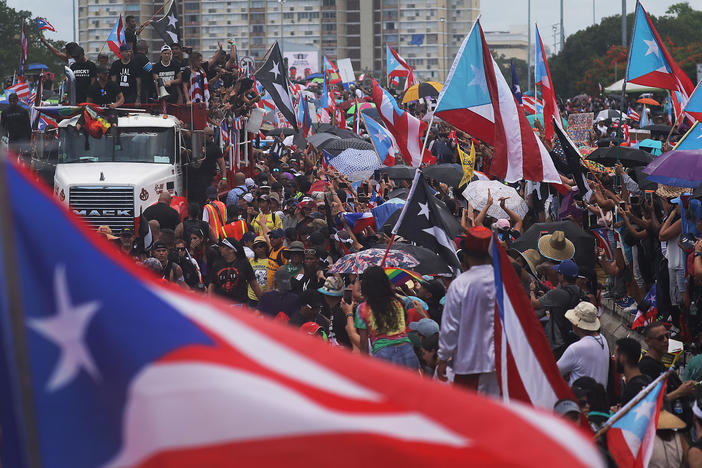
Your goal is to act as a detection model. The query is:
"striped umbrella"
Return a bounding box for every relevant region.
[402,82,443,103]
[384,267,424,286]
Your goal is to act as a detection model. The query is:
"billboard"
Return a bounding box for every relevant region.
[284,51,319,80]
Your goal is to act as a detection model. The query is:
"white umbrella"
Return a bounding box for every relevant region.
[594,109,624,123]
[463,180,527,220]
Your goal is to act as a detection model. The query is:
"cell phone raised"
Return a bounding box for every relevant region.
[343,288,353,304]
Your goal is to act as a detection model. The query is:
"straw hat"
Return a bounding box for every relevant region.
[538,231,575,262]
[510,248,542,277]
[565,302,600,331]
[657,410,686,430]
[656,184,687,199]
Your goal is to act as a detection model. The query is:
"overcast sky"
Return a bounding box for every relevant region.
[8,0,702,46]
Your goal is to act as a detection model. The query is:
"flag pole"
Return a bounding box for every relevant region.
[592,369,670,439]
[0,155,43,468]
[419,114,434,162]
[382,169,421,267]
[380,234,396,267]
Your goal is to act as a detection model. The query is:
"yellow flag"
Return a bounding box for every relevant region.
[459,142,475,186]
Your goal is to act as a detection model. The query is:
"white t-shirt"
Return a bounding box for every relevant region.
[557,334,610,387]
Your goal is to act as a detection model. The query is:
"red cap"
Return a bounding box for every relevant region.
[461,226,492,254]
[301,321,322,336]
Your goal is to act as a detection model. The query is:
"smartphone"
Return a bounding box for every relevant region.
[630,195,640,205]
[343,289,353,304]
[645,190,654,203]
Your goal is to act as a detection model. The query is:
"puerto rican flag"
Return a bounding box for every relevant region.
[106,15,126,58]
[607,374,667,468]
[387,45,411,78]
[371,78,434,167]
[535,25,561,142]
[627,107,640,122]
[338,211,376,234]
[0,157,605,468]
[19,23,28,79]
[491,237,576,409]
[36,17,56,32]
[522,96,544,115]
[632,284,658,330]
[435,19,560,184]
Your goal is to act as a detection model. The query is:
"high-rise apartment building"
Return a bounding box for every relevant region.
[78,0,480,80]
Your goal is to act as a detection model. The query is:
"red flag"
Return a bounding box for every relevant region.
[19,23,28,79]
[535,25,560,142]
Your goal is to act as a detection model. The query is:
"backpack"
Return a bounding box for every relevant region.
[544,285,589,357]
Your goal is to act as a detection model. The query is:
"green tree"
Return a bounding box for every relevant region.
[493,53,528,94]
[0,0,66,83]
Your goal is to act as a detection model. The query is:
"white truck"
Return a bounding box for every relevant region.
[53,112,190,233]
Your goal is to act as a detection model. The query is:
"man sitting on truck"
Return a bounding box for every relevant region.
[87,65,124,108]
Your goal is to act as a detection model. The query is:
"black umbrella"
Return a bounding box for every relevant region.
[388,243,452,275]
[588,146,653,167]
[640,124,678,135]
[324,138,374,151]
[510,220,595,269]
[306,132,339,148]
[631,167,658,191]
[376,166,417,180]
[361,107,381,122]
[423,164,464,187]
[387,188,409,199]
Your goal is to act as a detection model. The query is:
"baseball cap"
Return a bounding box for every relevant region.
[495,218,511,231]
[241,232,256,243]
[120,227,134,237]
[258,194,270,201]
[219,237,240,250]
[268,228,285,239]
[119,43,132,52]
[96,64,110,74]
[553,399,581,417]
[206,185,218,199]
[245,178,256,189]
[253,235,267,245]
[552,259,579,279]
[160,44,172,52]
[152,241,167,250]
[274,269,292,292]
[242,193,254,203]
[409,318,440,337]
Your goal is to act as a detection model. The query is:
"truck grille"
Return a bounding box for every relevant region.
[69,186,134,233]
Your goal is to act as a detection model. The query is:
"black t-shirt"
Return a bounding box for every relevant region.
[209,256,255,303]
[324,302,352,349]
[201,142,223,177]
[142,201,181,231]
[639,355,682,391]
[124,28,137,52]
[70,60,97,104]
[0,105,31,142]
[183,218,210,239]
[87,80,122,106]
[109,59,140,102]
[152,60,181,103]
[620,374,652,405]
[133,53,154,99]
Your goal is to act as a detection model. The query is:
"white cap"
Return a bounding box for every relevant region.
[244,178,256,188]
[160,44,172,52]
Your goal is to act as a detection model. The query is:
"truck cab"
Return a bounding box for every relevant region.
[53,112,186,233]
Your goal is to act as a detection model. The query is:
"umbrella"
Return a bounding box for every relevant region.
[387,187,409,199]
[588,146,653,167]
[642,149,702,188]
[306,132,340,148]
[637,97,660,106]
[384,267,424,286]
[640,124,677,135]
[361,107,381,122]
[402,81,443,103]
[463,180,527,219]
[631,167,658,191]
[322,137,374,153]
[328,248,419,274]
[376,166,417,180]
[510,221,595,269]
[594,109,624,123]
[423,163,464,187]
[346,102,375,114]
[282,133,306,149]
[389,243,452,275]
[526,114,568,128]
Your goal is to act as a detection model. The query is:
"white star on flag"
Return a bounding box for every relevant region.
[271,61,281,80]
[467,64,487,92]
[632,400,655,422]
[167,14,178,27]
[418,201,430,220]
[643,39,660,58]
[28,264,101,392]
[375,129,387,143]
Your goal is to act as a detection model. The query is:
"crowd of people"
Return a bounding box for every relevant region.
[9,11,702,467]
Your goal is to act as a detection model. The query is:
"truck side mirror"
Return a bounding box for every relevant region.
[190,130,205,165]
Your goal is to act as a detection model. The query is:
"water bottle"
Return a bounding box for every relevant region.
[673,398,683,415]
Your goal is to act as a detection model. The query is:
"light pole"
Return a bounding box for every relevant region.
[440,17,446,81]
[527,0,531,90]
[73,0,77,42]
[278,0,286,53]
[560,0,564,51]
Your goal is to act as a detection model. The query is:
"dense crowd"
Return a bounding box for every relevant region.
[5,12,702,467]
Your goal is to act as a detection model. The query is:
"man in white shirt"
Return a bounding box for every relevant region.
[437,226,498,395]
[557,301,610,387]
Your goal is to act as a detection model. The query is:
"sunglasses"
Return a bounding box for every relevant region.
[254,243,267,248]
[651,333,669,341]
[176,247,187,252]
[304,249,317,256]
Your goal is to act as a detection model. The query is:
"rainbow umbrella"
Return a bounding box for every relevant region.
[346,102,375,114]
[384,267,424,286]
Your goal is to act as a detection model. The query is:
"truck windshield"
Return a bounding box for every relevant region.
[58,127,175,164]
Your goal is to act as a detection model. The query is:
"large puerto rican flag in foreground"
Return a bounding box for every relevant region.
[0,156,604,468]
[434,19,560,184]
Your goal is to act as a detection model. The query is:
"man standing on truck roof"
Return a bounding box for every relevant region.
[152,45,182,104]
[87,65,124,108]
[69,47,96,104]
[110,44,141,104]
[0,93,31,162]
